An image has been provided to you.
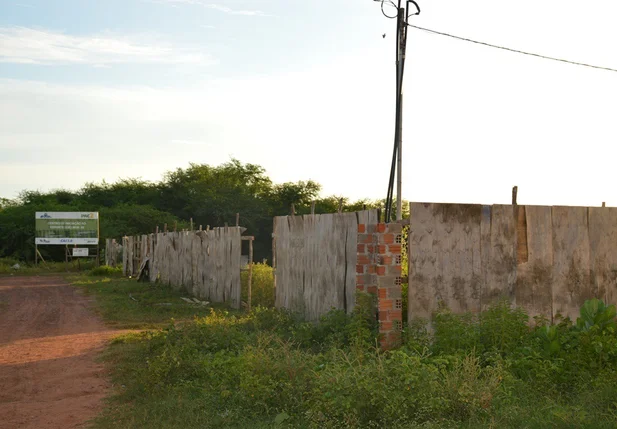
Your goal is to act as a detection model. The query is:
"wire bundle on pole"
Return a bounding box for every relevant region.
[374,0,420,222]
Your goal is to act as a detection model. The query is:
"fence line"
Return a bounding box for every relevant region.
[274,210,379,321]
[409,203,617,322]
[121,228,242,308]
[104,238,122,267]
[109,202,617,324]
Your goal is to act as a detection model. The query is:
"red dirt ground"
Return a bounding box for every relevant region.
[0,276,120,429]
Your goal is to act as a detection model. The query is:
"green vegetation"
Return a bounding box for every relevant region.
[73,277,229,329]
[73,263,273,330]
[75,274,617,429]
[0,160,382,264]
[88,265,123,277]
[0,257,98,275]
[241,263,275,308]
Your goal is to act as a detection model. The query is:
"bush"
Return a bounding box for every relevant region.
[241,263,274,308]
[89,265,123,276]
[95,297,617,429]
[0,257,98,274]
[0,257,21,273]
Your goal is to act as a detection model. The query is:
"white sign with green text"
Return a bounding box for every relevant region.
[35,212,99,245]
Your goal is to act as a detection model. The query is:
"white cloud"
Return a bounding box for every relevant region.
[151,0,269,16]
[170,139,212,145]
[2,12,617,208]
[206,4,268,16]
[0,26,216,66]
[0,50,394,200]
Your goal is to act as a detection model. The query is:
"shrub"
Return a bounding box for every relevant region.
[89,265,123,276]
[97,294,617,429]
[0,257,22,274]
[241,263,274,308]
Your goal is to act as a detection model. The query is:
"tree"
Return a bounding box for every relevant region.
[0,159,382,264]
[0,201,74,261]
[79,179,160,208]
[0,197,15,211]
[158,160,274,261]
[269,181,321,215]
[100,204,185,239]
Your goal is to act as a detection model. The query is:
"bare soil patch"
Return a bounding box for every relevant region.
[0,276,119,429]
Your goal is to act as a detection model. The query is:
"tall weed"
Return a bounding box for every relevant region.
[94,292,617,429]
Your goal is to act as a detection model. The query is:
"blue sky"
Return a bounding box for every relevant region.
[2,0,617,206]
[0,0,376,82]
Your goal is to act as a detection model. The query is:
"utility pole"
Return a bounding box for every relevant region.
[396,6,405,220]
[377,0,420,222]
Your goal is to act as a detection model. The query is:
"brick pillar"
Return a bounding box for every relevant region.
[357,223,377,296]
[357,222,403,350]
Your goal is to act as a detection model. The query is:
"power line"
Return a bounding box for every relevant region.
[379,0,397,19]
[407,24,617,73]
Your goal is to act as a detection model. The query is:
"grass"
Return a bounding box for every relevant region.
[71,261,272,330]
[0,257,102,276]
[70,274,617,429]
[72,276,233,329]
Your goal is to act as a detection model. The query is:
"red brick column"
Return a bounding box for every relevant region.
[357,222,403,350]
[357,223,377,296]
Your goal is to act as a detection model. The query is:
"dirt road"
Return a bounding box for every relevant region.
[0,276,118,429]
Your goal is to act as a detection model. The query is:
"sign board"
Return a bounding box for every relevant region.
[35,212,99,245]
[72,248,89,257]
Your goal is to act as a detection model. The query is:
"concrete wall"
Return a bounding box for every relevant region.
[409,203,617,322]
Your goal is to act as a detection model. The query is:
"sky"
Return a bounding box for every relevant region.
[1,0,616,207]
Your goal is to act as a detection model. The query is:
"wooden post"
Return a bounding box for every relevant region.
[156,225,159,234]
[36,248,46,264]
[512,186,518,205]
[207,225,210,231]
[248,237,254,312]
[96,244,100,267]
[199,225,203,231]
[272,217,277,305]
[164,223,168,233]
[338,198,343,214]
[35,244,38,266]
[290,203,296,216]
[65,245,68,272]
[190,218,193,231]
[311,201,316,215]
[602,202,606,207]
[236,213,240,227]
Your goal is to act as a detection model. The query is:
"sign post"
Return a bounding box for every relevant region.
[72,248,89,257]
[35,212,100,268]
[35,212,99,245]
